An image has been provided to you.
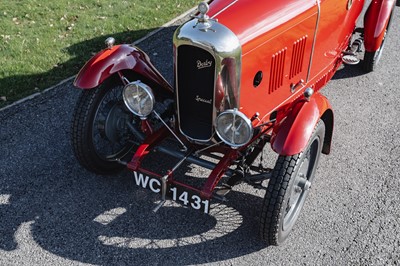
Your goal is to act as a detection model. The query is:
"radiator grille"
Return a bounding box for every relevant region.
[177,45,215,141]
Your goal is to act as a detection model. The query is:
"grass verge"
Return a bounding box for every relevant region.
[0,0,198,108]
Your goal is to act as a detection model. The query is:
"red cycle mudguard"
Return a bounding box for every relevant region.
[364,0,396,52]
[74,44,173,94]
[270,93,333,156]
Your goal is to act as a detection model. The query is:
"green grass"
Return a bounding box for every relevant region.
[0,0,198,108]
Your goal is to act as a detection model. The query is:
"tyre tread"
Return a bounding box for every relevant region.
[260,155,300,245]
[363,51,376,73]
[71,87,125,175]
[260,120,325,245]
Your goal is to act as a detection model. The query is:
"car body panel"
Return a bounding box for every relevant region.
[73,44,173,94]
[309,0,364,79]
[205,0,361,130]
[270,92,332,156]
[201,0,368,156]
[364,0,396,52]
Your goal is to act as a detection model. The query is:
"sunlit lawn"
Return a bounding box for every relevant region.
[0,0,198,107]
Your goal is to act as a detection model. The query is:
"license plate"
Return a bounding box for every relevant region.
[133,171,210,214]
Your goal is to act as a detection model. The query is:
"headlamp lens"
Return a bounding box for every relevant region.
[215,109,253,147]
[123,81,154,118]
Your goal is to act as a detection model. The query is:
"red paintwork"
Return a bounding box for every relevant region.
[73,0,392,201]
[270,92,332,156]
[127,123,241,200]
[364,0,396,52]
[140,120,154,136]
[201,149,239,198]
[127,127,169,171]
[74,44,173,93]
[208,0,318,51]
[207,0,366,155]
[208,0,362,100]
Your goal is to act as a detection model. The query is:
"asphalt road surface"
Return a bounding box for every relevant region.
[1,6,399,266]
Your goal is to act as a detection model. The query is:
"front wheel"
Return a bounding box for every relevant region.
[260,120,325,245]
[71,79,139,175]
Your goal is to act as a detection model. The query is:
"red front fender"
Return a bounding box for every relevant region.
[364,0,396,52]
[270,93,333,156]
[74,44,173,93]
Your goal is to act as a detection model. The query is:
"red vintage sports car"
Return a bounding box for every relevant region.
[71,0,397,245]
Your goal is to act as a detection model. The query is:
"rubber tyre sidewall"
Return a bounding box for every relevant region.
[71,82,129,175]
[260,120,325,245]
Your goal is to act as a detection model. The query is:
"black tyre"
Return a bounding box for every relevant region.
[363,8,394,72]
[71,78,138,175]
[260,120,325,245]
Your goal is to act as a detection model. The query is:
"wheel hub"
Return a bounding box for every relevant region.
[104,104,130,143]
[283,154,313,231]
[91,86,135,160]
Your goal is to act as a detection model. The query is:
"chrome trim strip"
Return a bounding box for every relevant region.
[211,0,239,19]
[306,0,321,82]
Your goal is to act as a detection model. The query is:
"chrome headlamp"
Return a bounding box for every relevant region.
[123,81,155,118]
[215,109,253,148]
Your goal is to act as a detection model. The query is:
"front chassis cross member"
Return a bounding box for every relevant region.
[125,121,272,212]
[126,125,240,201]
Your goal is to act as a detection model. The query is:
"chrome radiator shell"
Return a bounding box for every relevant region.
[173,18,242,143]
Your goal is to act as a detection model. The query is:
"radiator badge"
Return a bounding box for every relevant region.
[197,59,213,69]
[195,95,212,104]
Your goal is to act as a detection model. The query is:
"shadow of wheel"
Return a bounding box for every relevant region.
[30,187,268,265]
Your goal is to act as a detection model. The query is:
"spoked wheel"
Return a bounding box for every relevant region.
[71,79,139,175]
[260,120,325,245]
[363,8,394,72]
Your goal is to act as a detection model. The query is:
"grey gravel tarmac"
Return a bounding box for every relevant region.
[1,5,399,266]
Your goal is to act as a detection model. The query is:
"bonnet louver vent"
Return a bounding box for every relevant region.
[269,48,287,94]
[289,36,307,79]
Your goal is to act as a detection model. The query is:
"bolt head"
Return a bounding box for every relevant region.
[294,186,303,193]
[304,87,314,100]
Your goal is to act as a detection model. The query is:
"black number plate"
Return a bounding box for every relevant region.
[133,171,210,214]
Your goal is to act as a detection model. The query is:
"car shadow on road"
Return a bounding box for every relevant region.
[32,167,268,265]
[1,70,269,265]
[331,62,367,80]
[0,23,278,264]
[0,120,268,264]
